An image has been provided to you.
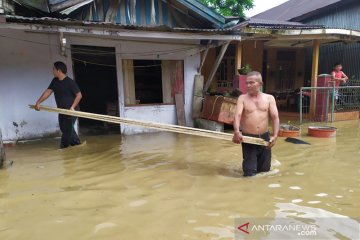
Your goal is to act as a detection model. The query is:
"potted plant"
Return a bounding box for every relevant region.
[238,64,252,75]
[279,121,300,137]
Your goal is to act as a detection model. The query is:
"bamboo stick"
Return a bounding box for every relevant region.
[29,105,269,146]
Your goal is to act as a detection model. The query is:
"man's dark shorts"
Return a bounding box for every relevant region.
[241,131,271,177]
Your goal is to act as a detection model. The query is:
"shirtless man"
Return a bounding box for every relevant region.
[232,71,280,177]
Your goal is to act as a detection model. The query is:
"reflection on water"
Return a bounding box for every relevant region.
[0,120,359,239]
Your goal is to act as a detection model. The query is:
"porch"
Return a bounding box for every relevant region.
[199,19,360,125]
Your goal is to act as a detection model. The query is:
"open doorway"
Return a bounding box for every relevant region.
[71,45,119,135]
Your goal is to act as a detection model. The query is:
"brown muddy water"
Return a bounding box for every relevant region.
[1,121,360,240]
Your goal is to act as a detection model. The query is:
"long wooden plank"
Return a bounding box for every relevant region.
[29,105,269,146]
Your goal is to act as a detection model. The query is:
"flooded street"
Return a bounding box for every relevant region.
[1,120,360,240]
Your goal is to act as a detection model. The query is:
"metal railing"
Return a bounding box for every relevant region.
[299,85,360,125]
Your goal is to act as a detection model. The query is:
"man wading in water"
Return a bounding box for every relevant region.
[35,61,82,149]
[232,71,280,177]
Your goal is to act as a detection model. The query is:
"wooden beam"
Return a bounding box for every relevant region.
[310,39,320,118]
[204,41,230,92]
[175,93,186,126]
[192,74,204,118]
[234,41,242,75]
[122,59,136,105]
[198,41,212,73]
[161,60,175,104]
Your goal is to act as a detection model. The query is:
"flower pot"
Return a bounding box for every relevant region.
[279,124,300,137]
[308,126,337,138]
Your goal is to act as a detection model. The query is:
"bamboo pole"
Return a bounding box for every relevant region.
[29,105,269,146]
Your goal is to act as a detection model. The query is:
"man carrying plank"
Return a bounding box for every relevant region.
[233,71,280,177]
[34,62,82,149]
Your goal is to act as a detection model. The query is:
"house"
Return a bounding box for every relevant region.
[0,0,239,141]
[199,0,360,119]
[1,0,359,142]
[253,0,360,87]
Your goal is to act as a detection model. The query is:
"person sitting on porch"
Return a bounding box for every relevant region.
[331,62,348,87]
[331,63,348,106]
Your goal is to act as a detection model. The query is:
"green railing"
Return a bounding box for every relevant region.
[299,85,360,125]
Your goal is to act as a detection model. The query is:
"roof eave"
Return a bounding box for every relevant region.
[240,27,360,41]
[1,18,240,41]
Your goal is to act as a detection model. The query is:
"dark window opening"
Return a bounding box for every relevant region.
[277,51,296,61]
[133,60,163,104]
[71,45,119,134]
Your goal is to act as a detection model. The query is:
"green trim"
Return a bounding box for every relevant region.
[175,0,225,27]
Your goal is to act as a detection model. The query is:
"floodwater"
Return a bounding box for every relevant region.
[1,121,360,240]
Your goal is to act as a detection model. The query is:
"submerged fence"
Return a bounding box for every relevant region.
[299,85,360,125]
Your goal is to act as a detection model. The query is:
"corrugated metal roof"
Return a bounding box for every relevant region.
[6,15,327,35]
[6,0,226,29]
[302,1,360,31]
[253,0,345,21]
[4,15,330,34]
[49,0,92,12]
[232,18,324,30]
[11,0,50,12]
[4,15,233,34]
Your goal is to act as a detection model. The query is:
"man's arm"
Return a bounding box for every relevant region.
[70,92,82,111]
[35,89,53,111]
[233,95,244,144]
[269,95,280,148]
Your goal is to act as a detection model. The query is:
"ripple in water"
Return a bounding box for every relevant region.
[129,199,147,207]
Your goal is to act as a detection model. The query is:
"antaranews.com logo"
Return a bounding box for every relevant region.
[237,221,316,237]
[235,217,360,240]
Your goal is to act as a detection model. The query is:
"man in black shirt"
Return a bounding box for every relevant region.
[35,61,82,148]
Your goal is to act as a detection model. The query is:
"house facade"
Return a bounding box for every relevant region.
[255,0,360,83]
[199,0,360,118]
[0,0,239,141]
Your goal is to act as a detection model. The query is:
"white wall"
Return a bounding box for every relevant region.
[0,28,201,140]
[0,29,71,141]
[122,105,176,134]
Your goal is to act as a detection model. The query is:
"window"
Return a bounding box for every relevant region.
[123,59,183,105]
[133,60,163,104]
[216,45,235,91]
